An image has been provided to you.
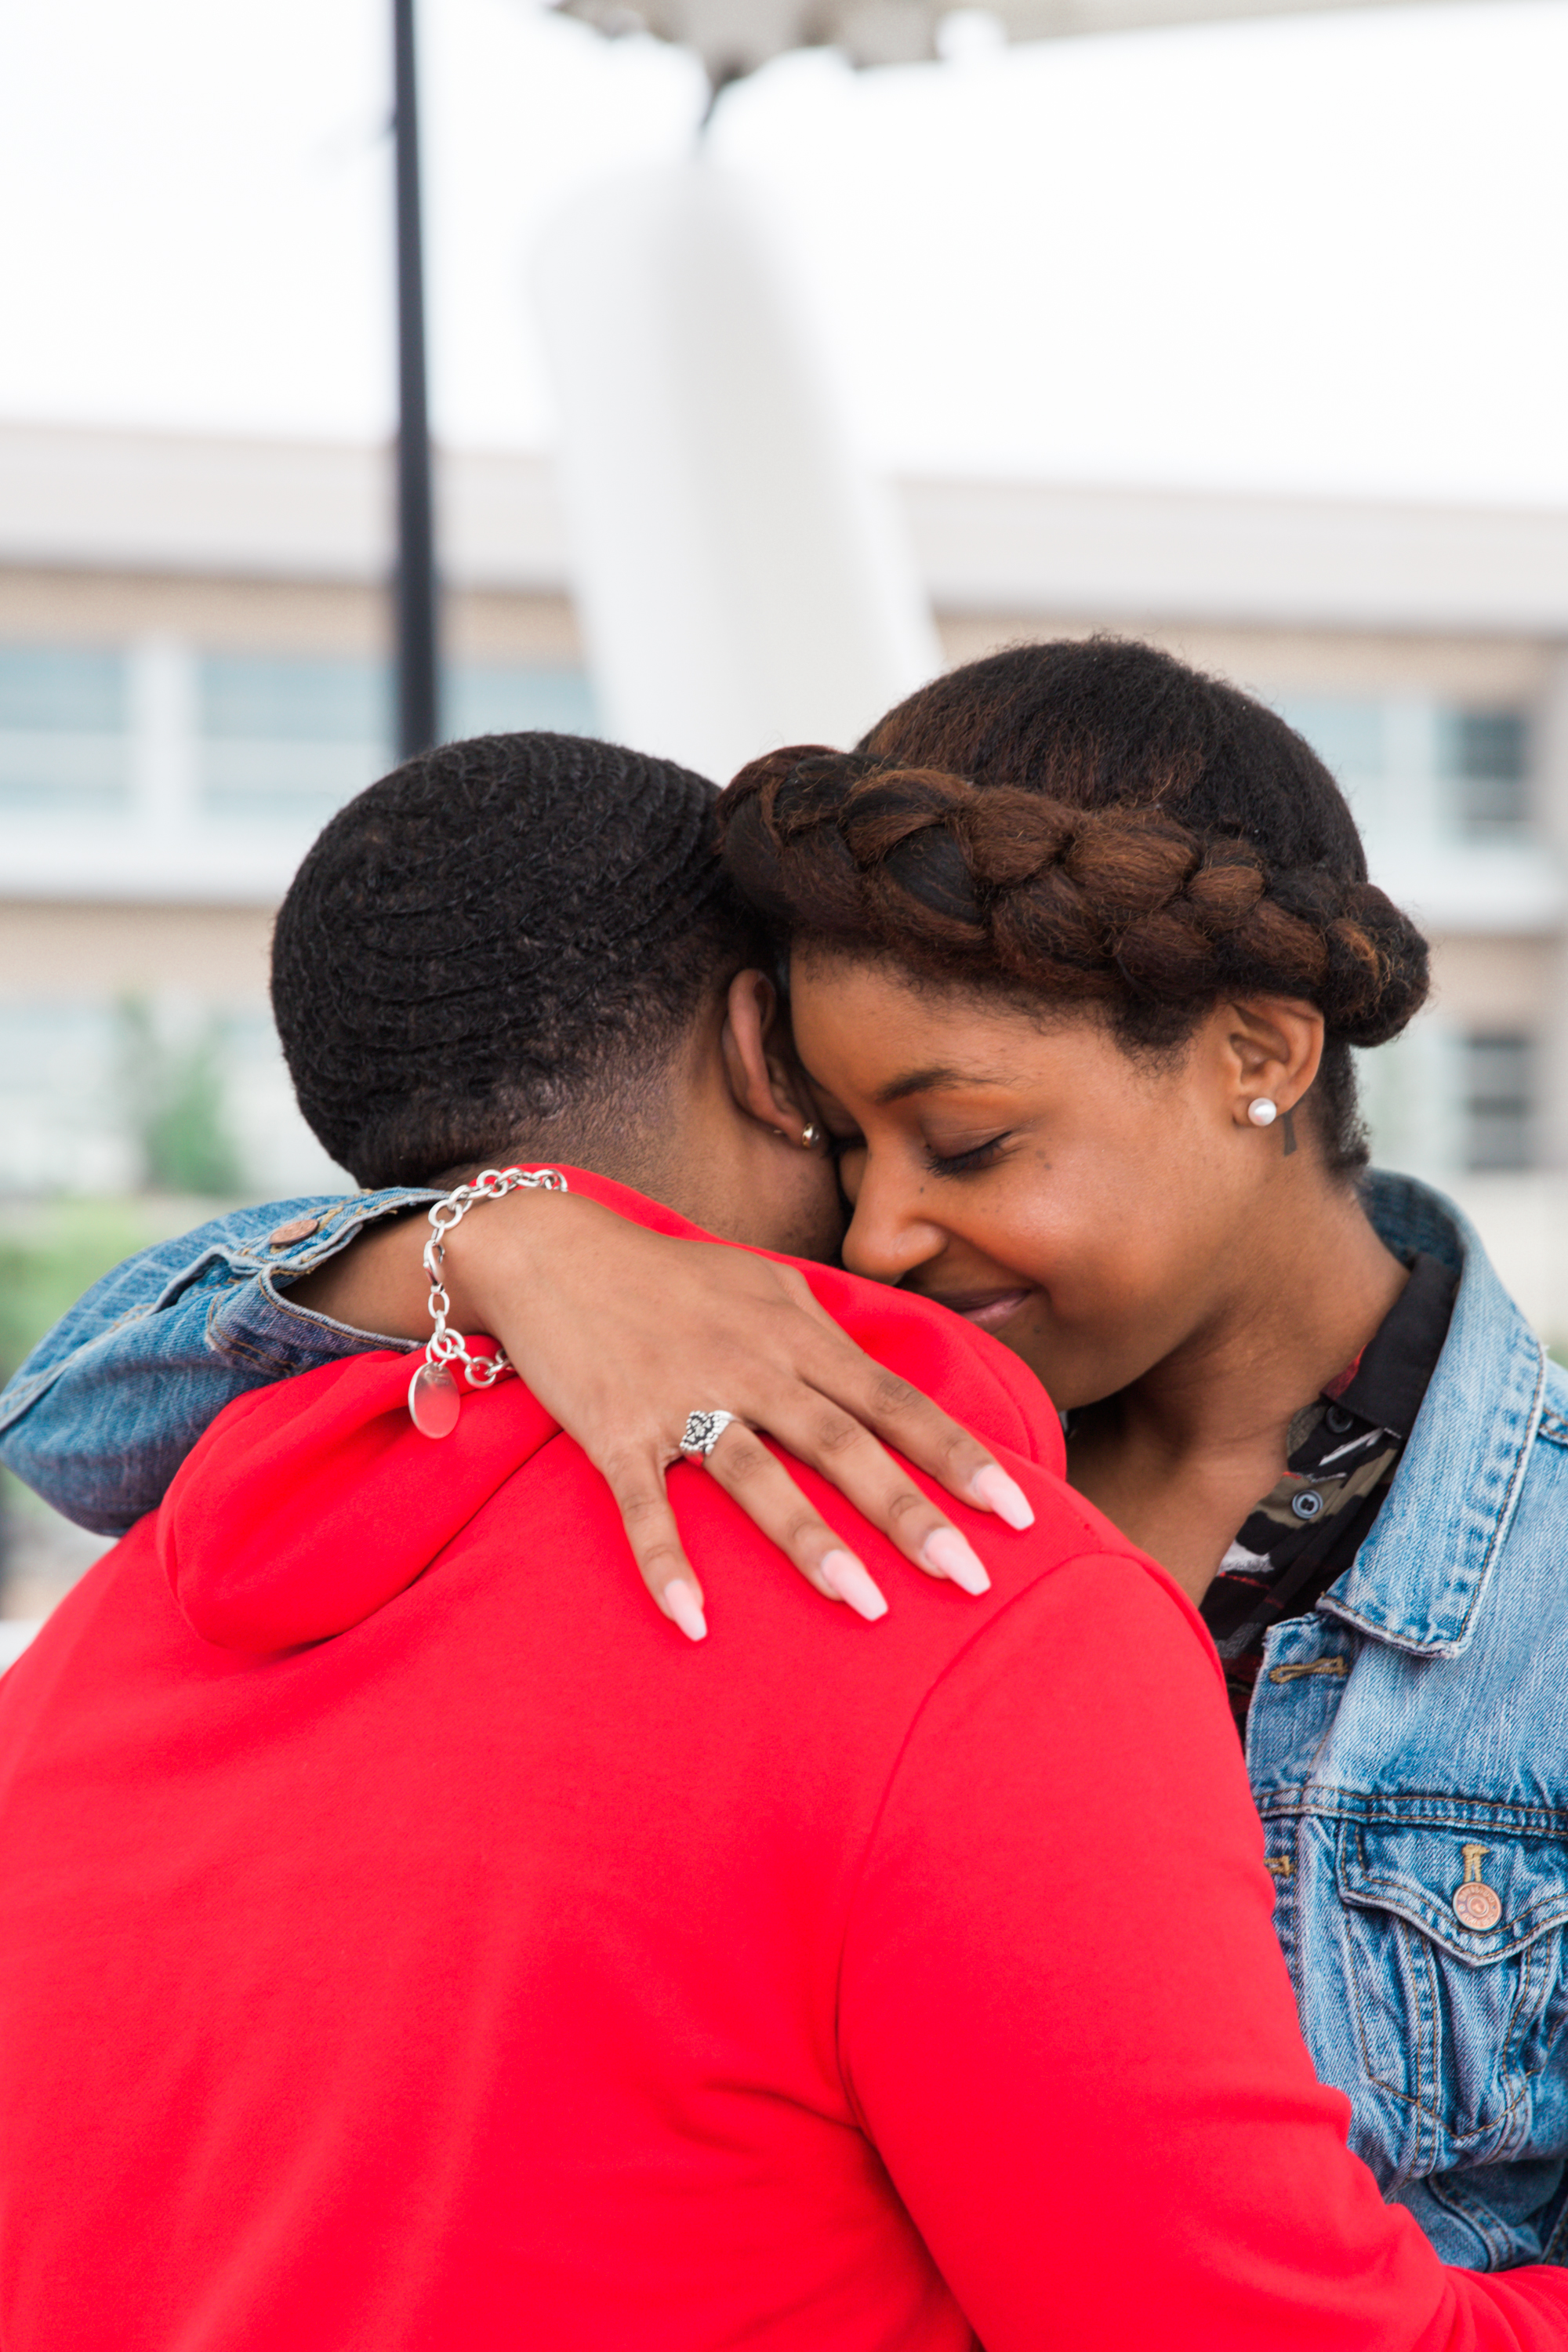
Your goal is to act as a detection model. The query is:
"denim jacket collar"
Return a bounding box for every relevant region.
[1317,1171,1547,1658]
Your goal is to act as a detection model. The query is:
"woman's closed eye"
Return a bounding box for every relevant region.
[923,1133,1015,1178]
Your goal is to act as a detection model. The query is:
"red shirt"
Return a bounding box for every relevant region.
[0,1171,1563,2352]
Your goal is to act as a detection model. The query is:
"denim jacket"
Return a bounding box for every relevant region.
[3,1167,1568,2266]
[0,1188,439,1534]
[1249,1171,1568,2268]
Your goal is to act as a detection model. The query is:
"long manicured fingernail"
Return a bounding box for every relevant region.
[662,1579,708,1642]
[820,1549,888,1622]
[971,1464,1034,1530]
[922,1526,991,1595]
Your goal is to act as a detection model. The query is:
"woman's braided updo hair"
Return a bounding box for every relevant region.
[717,638,1429,1172]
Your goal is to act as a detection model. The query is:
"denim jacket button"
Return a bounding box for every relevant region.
[267,1216,322,1249]
[1453,1879,1503,1932]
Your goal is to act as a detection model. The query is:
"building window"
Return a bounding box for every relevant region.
[1460,1032,1535,1171]
[195,653,600,823]
[0,644,129,815]
[1439,707,1531,834]
[200,653,390,745]
[0,999,348,1200]
[1269,697,1385,783]
[0,641,603,844]
[198,653,393,823]
[448,665,598,740]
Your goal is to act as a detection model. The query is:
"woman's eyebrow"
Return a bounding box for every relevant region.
[874,1065,1011,1105]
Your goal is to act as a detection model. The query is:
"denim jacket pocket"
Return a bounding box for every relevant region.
[1334,1820,1568,2176]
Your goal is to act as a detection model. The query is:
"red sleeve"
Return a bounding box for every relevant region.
[840,1552,1568,2352]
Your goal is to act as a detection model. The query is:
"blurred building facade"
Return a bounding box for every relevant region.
[2,419,1566,1323]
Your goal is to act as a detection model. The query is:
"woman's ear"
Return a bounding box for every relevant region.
[720,969,817,1145]
[1222,996,1326,1128]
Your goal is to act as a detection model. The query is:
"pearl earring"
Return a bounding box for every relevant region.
[800,1121,823,1150]
[1247,1098,1278,1128]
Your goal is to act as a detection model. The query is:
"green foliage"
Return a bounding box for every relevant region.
[0,1194,246,1564]
[115,998,244,1197]
[0,1199,177,1573]
[0,1198,166,1387]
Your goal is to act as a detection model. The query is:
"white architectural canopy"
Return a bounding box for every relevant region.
[554,0,1465,82]
[537,0,1503,779]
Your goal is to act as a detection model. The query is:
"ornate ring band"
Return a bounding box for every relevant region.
[679,1409,740,1461]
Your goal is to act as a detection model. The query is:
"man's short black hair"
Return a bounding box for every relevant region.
[270,731,761,1187]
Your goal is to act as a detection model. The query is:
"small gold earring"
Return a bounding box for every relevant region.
[800,1122,823,1150]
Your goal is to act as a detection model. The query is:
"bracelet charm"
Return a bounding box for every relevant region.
[408,1359,463,1440]
[407,1166,570,1437]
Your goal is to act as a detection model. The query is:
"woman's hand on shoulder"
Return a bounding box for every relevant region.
[436,1189,1036,1639]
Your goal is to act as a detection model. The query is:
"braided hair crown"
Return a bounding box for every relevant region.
[718,640,1428,1060]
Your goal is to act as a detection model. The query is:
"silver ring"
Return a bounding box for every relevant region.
[679,1409,739,1460]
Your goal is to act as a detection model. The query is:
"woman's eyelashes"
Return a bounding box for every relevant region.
[922,1132,1014,1178]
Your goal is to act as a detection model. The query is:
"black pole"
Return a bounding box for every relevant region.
[394,0,439,757]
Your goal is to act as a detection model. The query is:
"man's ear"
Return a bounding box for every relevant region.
[720,969,817,1145]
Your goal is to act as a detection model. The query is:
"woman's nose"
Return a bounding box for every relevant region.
[840,1154,945,1285]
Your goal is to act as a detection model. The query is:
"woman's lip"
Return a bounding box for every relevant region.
[925,1287,1034,1333]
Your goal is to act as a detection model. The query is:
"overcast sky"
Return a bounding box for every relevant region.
[2,0,1566,505]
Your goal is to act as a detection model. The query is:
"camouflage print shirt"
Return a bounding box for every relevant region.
[1200,1252,1459,1741]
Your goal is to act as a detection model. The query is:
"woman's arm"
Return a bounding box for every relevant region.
[289,1183,1034,1634]
[1,1185,1032,1617]
[0,1189,437,1534]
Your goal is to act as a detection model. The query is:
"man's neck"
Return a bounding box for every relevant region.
[439,1102,673,1210]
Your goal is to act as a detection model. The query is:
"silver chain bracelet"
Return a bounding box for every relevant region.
[406,1165,570,1437]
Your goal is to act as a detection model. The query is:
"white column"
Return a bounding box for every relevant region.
[532,163,942,786]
